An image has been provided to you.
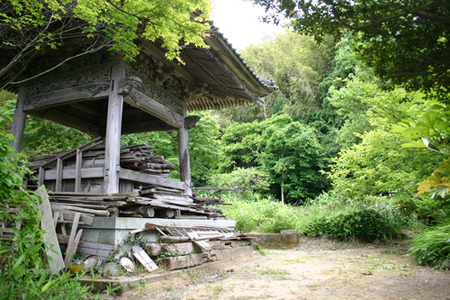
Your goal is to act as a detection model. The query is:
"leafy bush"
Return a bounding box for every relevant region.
[208,167,270,197]
[222,195,299,233]
[303,208,401,242]
[409,223,450,268]
[0,114,89,299]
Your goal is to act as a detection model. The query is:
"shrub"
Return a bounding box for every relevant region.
[409,223,450,268]
[0,114,89,299]
[222,195,299,233]
[303,208,396,242]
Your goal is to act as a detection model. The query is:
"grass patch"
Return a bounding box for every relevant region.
[259,268,290,279]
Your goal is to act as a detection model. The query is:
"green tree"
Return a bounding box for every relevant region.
[241,30,336,118]
[219,114,328,203]
[1,0,211,88]
[252,0,450,103]
[218,120,264,173]
[326,75,446,199]
[260,115,328,203]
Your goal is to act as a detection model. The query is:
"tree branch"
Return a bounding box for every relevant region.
[7,43,109,86]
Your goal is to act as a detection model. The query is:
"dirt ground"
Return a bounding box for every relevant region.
[115,238,450,300]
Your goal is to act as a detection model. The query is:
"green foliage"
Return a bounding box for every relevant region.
[1,0,211,86]
[325,65,446,199]
[393,104,450,198]
[396,192,450,226]
[259,115,329,203]
[0,113,88,299]
[209,167,270,197]
[221,195,300,233]
[239,30,336,118]
[303,208,400,242]
[219,114,329,203]
[328,130,443,199]
[410,222,450,268]
[253,0,450,103]
[218,120,264,172]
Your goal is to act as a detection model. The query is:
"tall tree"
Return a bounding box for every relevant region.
[0,0,211,88]
[252,0,450,103]
[219,114,329,203]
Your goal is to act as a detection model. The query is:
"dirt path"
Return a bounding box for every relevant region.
[115,238,450,300]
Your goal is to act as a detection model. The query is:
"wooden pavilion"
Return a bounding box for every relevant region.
[6,25,276,196]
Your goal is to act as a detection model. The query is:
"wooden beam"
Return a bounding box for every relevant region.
[74,149,82,192]
[124,91,184,129]
[29,108,101,137]
[44,167,104,181]
[178,126,192,193]
[104,66,125,193]
[10,86,27,152]
[119,168,187,191]
[55,158,63,192]
[22,88,110,112]
[122,119,176,134]
[70,102,103,117]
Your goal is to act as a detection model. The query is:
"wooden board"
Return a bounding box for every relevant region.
[64,212,81,269]
[36,186,65,273]
[132,245,158,272]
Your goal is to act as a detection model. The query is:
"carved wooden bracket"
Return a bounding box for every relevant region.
[118,76,143,96]
[184,115,201,129]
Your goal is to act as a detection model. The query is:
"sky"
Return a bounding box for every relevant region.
[211,0,284,51]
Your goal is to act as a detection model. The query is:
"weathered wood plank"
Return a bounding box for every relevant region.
[52,209,95,225]
[64,212,80,269]
[30,108,101,137]
[132,245,158,272]
[119,168,187,191]
[51,204,110,216]
[55,158,62,192]
[178,126,191,188]
[44,167,104,180]
[124,90,184,129]
[104,66,125,194]
[75,149,82,192]
[10,86,27,152]
[36,186,65,273]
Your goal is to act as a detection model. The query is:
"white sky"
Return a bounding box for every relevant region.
[211,0,284,51]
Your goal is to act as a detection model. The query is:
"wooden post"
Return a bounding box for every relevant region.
[178,126,192,192]
[103,66,125,194]
[10,86,27,152]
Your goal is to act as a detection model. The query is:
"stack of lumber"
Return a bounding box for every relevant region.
[84,144,178,176]
[25,142,231,220]
[140,223,252,270]
[47,191,228,220]
[26,141,177,176]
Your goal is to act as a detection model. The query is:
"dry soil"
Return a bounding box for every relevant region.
[115,238,450,300]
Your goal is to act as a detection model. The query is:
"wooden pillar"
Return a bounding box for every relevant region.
[178,126,192,193]
[103,66,125,194]
[10,86,27,152]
